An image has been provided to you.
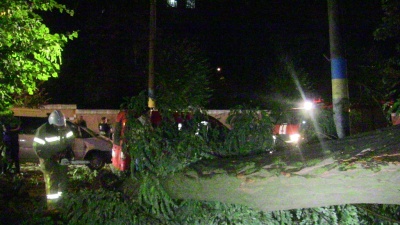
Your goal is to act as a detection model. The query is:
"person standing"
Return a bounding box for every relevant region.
[2,115,21,174]
[0,117,6,175]
[33,110,74,210]
[98,117,111,138]
[76,115,87,127]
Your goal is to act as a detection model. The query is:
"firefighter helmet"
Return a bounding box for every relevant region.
[48,110,66,127]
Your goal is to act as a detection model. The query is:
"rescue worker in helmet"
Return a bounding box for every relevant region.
[33,110,74,210]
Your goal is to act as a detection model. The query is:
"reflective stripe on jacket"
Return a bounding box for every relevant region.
[33,123,74,159]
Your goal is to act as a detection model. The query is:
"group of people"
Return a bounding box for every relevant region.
[1,114,112,175]
[0,114,21,175]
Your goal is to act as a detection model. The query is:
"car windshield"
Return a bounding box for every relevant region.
[81,126,98,137]
[66,121,98,138]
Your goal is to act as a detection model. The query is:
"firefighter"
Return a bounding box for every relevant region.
[33,110,74,210]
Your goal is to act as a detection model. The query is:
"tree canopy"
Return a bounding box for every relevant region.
[371,0,400,116]
[155,39,212,110]
[0,0,77,111]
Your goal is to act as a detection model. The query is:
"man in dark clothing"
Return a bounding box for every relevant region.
[0,118,6,174]
[33,110,74,210]
[1,115,20,174]
[98,117,111,138]
[76,115,87,127]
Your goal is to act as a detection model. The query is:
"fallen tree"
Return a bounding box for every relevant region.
[161,124,400,212]
[54,119,400,224]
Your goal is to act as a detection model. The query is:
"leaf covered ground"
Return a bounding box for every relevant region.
[0,163,117,224]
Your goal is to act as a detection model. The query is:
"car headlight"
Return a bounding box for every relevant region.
[289,134,301,143]
[303,101,314,110]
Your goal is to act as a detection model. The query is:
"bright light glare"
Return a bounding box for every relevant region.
[178,123,183,130]
[289,134,300,143]
[47,192,62,200]
[303,101,314,110]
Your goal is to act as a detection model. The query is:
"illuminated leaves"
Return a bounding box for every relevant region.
[0,0,78,110]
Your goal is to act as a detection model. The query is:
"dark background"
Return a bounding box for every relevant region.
[40,0,383,109]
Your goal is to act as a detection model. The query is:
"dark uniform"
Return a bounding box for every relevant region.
[98,117,111,138]
[33,110,74,209]
[2,120,20,174]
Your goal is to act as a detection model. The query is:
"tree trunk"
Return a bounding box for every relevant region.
[162,125,400,212]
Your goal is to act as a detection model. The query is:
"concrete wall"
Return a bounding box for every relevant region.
[12,105,76,118]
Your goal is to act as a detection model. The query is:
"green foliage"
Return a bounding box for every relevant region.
[155,39,213,111]
[303,108,338,142]
[223,106,274,155]
[138,174,176,222]
[124,108,216,177]
[68,166,98,182]
[106,79,400,224]
[59,186,400,224]
[388,99,400,116]
[171,201,400,225]
[174,200,271,225]
[121,95,227,221]
[120,91,148,115]
[21,216,58,225]
[43,186,400,225]
[0,0,78,111]
[373,0,400,117]
[60,189,147,225]
[12,83,51,108]
[0,171,57,225]
[373,0,400,41]
[355,204,400,225]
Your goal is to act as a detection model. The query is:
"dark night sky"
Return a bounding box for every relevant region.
[40,0,383,109]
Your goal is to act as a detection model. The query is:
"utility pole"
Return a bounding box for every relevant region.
[148,0,156,109]
[328,0,350,138]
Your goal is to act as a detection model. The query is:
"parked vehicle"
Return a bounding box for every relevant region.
[272,101,315,148]
[18,116,112,170]
[273,122,306,147]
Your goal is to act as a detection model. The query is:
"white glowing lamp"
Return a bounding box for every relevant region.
[303,101,314,110]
